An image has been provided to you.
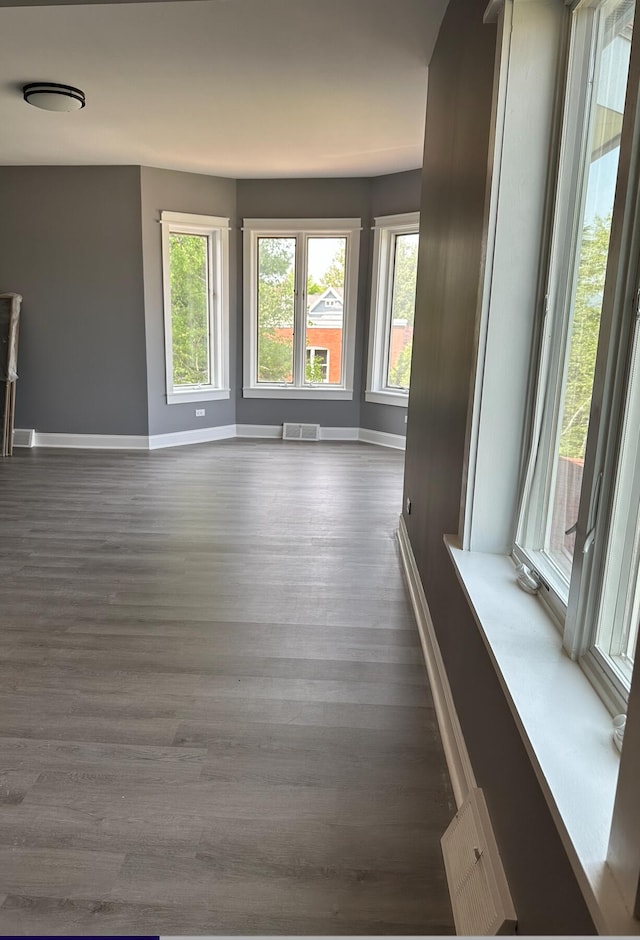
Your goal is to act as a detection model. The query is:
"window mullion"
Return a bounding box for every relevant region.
[293,234,306,387]
[207,232,216,388]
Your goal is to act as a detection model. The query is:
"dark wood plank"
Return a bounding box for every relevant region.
[0,440,455,934]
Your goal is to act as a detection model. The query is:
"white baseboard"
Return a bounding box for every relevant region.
[148,424,236,450]
[359,428,406,450]
[13,424,407,452]
[320,426,359,441]
[397,514,476,808]
[26,432,149,450]
[235,424,282,439]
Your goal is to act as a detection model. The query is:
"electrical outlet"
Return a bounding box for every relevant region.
[405,497,412,515]
[195,409,205,417]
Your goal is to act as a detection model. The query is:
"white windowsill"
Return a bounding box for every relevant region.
[445,536,636,935]
[365,389,409,407]
[167,389,230,405]
[242,387,353,401]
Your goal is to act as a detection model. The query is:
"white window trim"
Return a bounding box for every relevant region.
[446,538,634,936]
[366,212,419,407]
[511,0,638,717]
[306,345,330,383]
[242,218,360,400]
[161,210,230,406]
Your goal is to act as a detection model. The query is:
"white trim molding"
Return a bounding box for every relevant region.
[242,387,353,401]
[22,432,150,450]
[166,388,230,405]
[397,515,476,808]
[235,424,283,439]
[13,425,407,451]
[359,428,406,450]
[148,425,235,450]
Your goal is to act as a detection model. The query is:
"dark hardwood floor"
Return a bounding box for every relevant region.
[0,439,455,935]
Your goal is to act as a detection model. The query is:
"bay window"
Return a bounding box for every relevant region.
[243,219,361,399]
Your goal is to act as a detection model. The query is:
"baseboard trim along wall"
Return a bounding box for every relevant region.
[397,514,476,808]
[359,428,406,450]
[28,432,150,450]
[148,425,236,450]
[13,426,407,451]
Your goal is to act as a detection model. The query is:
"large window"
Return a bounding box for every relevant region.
[161,211,230,405]
[366,212,419,406]
[515,0,636,711]
[243,219,361,399]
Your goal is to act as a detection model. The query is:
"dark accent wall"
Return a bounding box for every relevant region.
[235,178,371,428]
[0,165,148,435]
[402,0,596,934]
[140,166,237,436]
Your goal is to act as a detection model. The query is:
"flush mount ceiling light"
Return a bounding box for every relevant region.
[22,82,85,112]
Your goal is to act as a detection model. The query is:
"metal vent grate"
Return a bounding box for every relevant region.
[12,428,34,448]
[282,423,320,441]
[441,788,516,935]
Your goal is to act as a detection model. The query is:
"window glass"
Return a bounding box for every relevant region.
[305,237,346,386]
[386,232,418,390]
[169,233,211,388]
[257,237,296,384]
[545,0,633,584]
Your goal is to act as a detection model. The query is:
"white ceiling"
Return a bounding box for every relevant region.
[0,0,447,178]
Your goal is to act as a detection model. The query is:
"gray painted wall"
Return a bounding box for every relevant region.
[0,165,148,435]
[402,0,596,933]
[360,168,421,437]
[0,165,419,439]
[235,178,371,429]
[140,166,237,436]
[370,168,421,218]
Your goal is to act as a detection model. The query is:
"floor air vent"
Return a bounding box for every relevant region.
[441,788,516,935]
[282,423,320,441]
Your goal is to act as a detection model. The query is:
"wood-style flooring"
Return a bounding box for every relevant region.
[0,440,455,935]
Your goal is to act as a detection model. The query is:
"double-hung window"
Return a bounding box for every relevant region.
[515,0,637,713]
[243,219,361,399]
[366,212,419,406]
[161,211,230,405]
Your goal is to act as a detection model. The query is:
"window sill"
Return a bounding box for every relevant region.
[365,389,409,407]
[242,387,353,401]
[167,389,230,405]
[444,536,636,935]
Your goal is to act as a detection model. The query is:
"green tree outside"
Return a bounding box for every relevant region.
[387,233,419,389]
[256,237,296,382]
[169,233,210,387]
[559,213,611,460]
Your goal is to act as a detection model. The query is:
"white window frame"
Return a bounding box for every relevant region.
[366,212,419,407]
[242,218,361,400]
[512,0,637,715]
[161,210,230,405]
[306,345,330,383]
